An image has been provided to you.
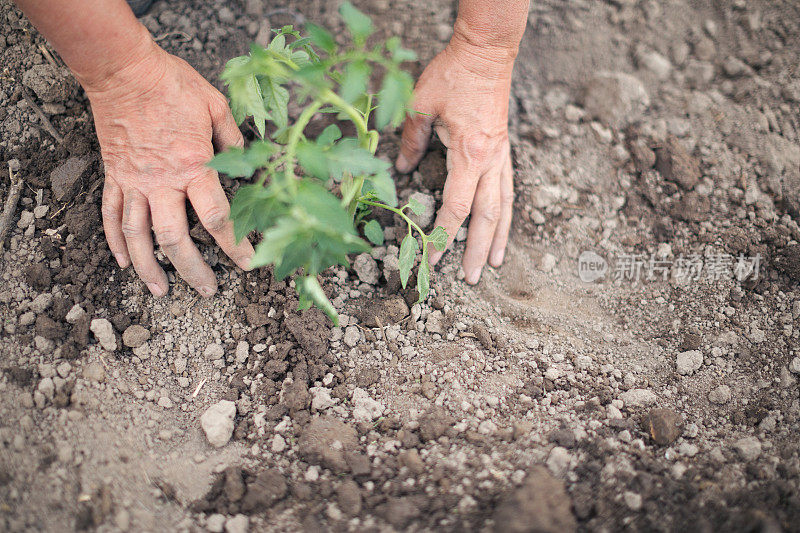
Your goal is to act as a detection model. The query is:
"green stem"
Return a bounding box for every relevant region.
[284,100,324,191]
[359,199,427,241]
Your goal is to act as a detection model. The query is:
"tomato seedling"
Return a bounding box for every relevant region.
[208,2,448,325]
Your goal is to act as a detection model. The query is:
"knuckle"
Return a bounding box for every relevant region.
[101,203,119,220]
[479,203,502,224]
[154,225,184,249]
[500,190,515,208]
[464,136,490,160]
[442,198,472,222]
[120,219,145,238]
[199,205,231,233]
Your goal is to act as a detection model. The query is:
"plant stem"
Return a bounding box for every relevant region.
[359,199,427,241]
[284,99,324,191]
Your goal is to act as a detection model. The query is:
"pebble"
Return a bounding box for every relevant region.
[789,357,800,374]
[641,408,683,445]
[310,386,336,411]
[733,436,761,461]
[271,434,286,453]
[425,310,445,334]
[708,384,732,404]
[65,304,87,324]
[406,191,436,228]
[580,71,650,128]
[83,362,105,383]
[204,343,225,360]
[174,357,187,374]
[343,326,360,348]
[235,341,249,364]
[90,318,117,351]
[546,446,572,477]
[29,293,53,314]
[676,350,703,375]
[201,400,237,447]
[635,48,672,80]
[206,514,226,533]
[619,388,657,407]
[158,396,174,409]
[56,362,71,378]
[352,387,384,422]
[224,514,248,533]
[623,491,642,511]
[540,253,557,273]
[122,325,150,348]
[353,253,380,285]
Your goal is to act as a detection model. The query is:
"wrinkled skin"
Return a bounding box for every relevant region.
[87,46,254,297]
[396,31,517,285]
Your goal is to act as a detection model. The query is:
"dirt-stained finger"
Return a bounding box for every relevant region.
[101,177,130,268]
[121,191,168,297]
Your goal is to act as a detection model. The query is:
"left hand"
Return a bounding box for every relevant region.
[395,32,517,285]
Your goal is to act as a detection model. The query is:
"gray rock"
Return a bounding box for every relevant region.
[406,192,436,229]
[201,400,237,447]
[580,72,650,128]
[620,388,658,407]
[493,466,577,533]
[224,514,248,533]
[204,343,225,360]
[122,324,150,348]
[676,350,703,375]
[90,318,117,351]
[206,514,226,533]
[708,384,732,404]
[343,326,360,348]
[352,387,384,422]
[65,304,87,324]
[83,362,106,383]
[353,253,380,285]
[22,64,75,103]
[635,48,672,80]
[790,357,800,374]
[297,416,359,473]
[733,436,761,461]
[50,157,89,202]
[29,293,53,314]
[425,310,445,334]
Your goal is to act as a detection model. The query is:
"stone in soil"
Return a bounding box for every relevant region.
[676,350,703,375]
[619,388,657,408]
[492,466,577,533]
[580,71,650,128]
[708,384,732,404]
[733,436,762,461]
[89,318,117,351]
[122,324,150,348]
[22,64,76,102]
[83,362,105,383]
[353,295,409,327]
[406,191,436,229]
[641,408,683,445]
[241,469,287,513]
[351,387,384,422]
[353,253,379,285]
[284,309,330,359]
[297,416,358,473]
[201,400,237,448]
[50,156,89,202]
[418,406,455,441]
[655,136,701,190]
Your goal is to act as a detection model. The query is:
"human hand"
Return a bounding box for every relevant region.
[84,41,254,298]
[395,30,517,285]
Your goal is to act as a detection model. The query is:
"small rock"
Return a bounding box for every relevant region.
[22,63,75,103]
[790,357,800,374]
[158,396,174,409]
[580,71,650,128]
[354,295,409,327]
[89,318,117,351]
[297,416,359,473]
[122,324,150,348]
[271,434,286,453]
[29,293,53,314]
[310,386,336,411]
[83,362,105,383]
[353,253,380,285]
[235,341,249,364]
[655,136,701,190]
[546,446,572,477]
[493,466,577,532]
[540,253,557,272]
[641,408,683,445]
[425,310,445,334]
[624,491,642,511]
[343,326,361,348]
[49,157,89,202]
[206,514,226,533]
[708,384,732,404]
[733,436,761,461]
[635,48,672,80]
[620,388,658,408]
[65,304,87,324]
[224,514,248,533]
[204,343,225,360]
[676,350,703,375]
[406,192,436,229]
[201,400,237,447]
[56,361,71,378]
[174,357,187,374]
[352,387,384,422]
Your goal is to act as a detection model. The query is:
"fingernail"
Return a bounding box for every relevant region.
[239,255,253,271]
[114,253,128,268]
[147,283,166,297]
[490,249,505,267]
[199,285,216,298]
[466,268,481,285]
[396,154,410,173]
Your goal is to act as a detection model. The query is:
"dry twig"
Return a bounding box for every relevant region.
[21,87,63,143]
[0,164,24,253]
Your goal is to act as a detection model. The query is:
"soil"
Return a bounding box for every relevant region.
[2,0,800,532]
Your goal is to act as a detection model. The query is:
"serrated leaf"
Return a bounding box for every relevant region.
[376,69,413,129]
[406,196,424,216]
[363,219,384,245]
[340,60,370,103]
[427,225,448,251]
[207,140,276,177]
[249,216,299,267]
[259,77,289,130]
[398,232,418,288]
[298,275,339,325]
[339,1,374,44]
[296,141,329,180]
[297,138,391,182]
[365,170,397,206]
[416,252,430,302]
[226,68,267,137]
[306,22,336,54]
[229,183,284,242]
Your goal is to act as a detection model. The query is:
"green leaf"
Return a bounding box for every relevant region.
[229,184,284,242]
[317,124,342,146]
[339,1,374,44]
[269,33,287,52]
[416,252,430,302]
[207,140,276,177]
[225,60,268,137]
[363,219,384,245]
[365,170,397,206]
[406,196,424,216]
[427,225,448,251]
[296,141,329,180]
[398,232,418,288]
[298,275,339,325]
[249,216,299,267]
[306,22,336,54]
[340,60,370,103]
[376,69,413,129]
[259,77,290,130]
[297,137,391,182]
[385,36,417,62]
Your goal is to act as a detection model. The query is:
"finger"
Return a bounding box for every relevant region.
[150,189,218,298]
[429,151,482,266]
[121,191,168,297]
[488,148,514,268]
[462,169,502,284]
[101,177,130,268]
[396,106,435,173]
[210,93,244,151]
[186,170,254,271]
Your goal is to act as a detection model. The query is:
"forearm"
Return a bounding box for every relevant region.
[12,0,157,91]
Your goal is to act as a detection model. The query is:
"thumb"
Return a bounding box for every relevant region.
[210,95,244,151]
[396,108,435,174]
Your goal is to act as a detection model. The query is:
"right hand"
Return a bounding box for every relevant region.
[84,40,254,298]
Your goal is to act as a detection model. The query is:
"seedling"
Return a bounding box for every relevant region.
[208,2,447,325]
